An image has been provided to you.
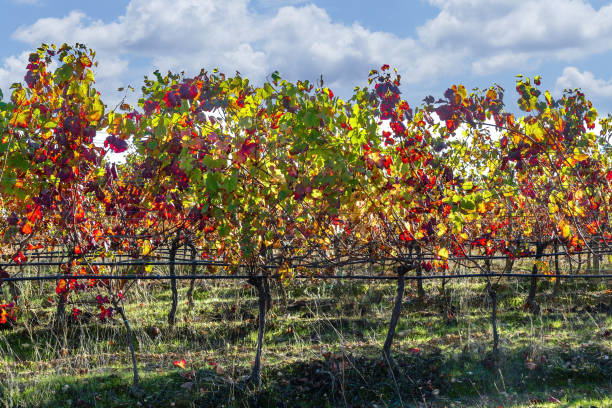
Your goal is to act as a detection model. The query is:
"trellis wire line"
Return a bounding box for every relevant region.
[3,272,612,282]
[5,247,612,268]
[13,245,612,258]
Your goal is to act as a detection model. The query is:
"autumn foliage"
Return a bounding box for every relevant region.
[0,43,610,326]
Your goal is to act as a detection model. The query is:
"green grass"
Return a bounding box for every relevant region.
[1,268,611,407]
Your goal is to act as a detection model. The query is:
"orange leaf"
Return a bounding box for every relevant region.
[21,223,32,235]
[173,359,187,369]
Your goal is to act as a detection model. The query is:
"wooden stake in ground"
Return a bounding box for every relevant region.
[249,274,269,385]
[112,296,142,395]
[484,259,499,358]
[526,241,548,313]
[553,241,561,297]
[186,243,197,309]
[382,263,411,363]
[168,235,180,327]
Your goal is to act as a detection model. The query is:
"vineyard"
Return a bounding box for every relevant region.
[0,43,611,407]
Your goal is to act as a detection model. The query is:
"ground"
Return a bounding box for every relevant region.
[1,263,611,407]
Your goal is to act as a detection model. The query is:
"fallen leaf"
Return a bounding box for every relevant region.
[525,361,537,370]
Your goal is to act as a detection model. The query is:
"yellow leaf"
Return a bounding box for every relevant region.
[525,122,544,142]
[437,248,449,260]
[574,153,589,161]
[560,223,571,239]
[456,84,467,100]
[545,90,552,106]
[141,240,152,256]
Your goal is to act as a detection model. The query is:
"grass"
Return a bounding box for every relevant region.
[0,263,611,407]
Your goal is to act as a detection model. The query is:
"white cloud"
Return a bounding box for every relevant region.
[255,0,308,7]
[419,0,612,71]
[4,0,464,105]
[555,66,612,99]
[471,52,531,76]
[3,0,612,108]
[0,51,29,97]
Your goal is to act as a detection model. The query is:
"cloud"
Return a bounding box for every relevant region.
[254,0,308,8]
[0,51,29,97]
[419,0,612,71]
[5,0,464,104]
[555,66,612,99]
[3,0,612,108]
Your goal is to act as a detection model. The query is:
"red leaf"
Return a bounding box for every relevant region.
[28,206,42,222]
[56,279,68,295]
[104,135,128,153]
[173,359,187,369]
[13,252,27,265]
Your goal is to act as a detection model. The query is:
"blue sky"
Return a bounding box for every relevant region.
[2,0,612,115]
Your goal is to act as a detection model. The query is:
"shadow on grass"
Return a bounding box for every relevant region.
[3,343,612,408]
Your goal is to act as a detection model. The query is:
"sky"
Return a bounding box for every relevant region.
[2,0,612,117]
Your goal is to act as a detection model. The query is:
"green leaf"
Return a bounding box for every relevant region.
[54,64,73,84]
[277,188,290,202]
[223,174,238,192]
[460,198,475,212]
[264,83,275,96]
[154,70,164,84]
[462,181,474,191]
[147,139,158,151]
[8,153,30,171]
[304,110,319,128]
[124,119,136,134]
[179,156,193,172]
[205,172,220,194]
[218,223,230,237]
[239,117,251,128]
[191,167,203,184]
